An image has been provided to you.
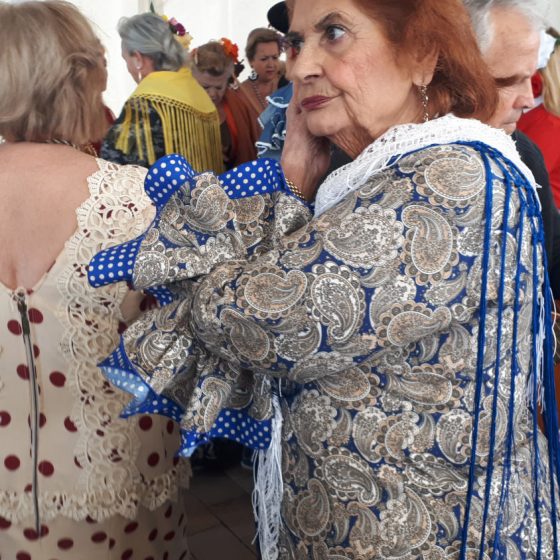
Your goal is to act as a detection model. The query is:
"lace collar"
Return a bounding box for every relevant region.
[314,114,534,217]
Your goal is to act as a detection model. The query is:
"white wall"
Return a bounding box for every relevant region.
[550,1,560,31]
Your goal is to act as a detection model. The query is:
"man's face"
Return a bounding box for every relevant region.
[484,7,540,134]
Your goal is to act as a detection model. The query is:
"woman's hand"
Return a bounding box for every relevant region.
[280,88,331,201]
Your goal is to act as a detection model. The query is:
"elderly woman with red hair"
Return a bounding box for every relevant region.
[91,0,560,558]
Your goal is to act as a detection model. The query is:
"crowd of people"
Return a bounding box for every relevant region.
[1,0,560,559]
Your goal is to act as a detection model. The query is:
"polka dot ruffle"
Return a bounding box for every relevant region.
[88,153,301,301]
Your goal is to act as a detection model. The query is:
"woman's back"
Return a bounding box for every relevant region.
[0,144,190,558]
[0,143,95,290]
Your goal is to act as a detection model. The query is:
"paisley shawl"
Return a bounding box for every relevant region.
[89,116,560,560]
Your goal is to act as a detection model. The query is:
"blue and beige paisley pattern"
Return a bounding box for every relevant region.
[91,143,560,559]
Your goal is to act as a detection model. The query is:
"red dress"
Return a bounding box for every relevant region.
[518,104,560,207]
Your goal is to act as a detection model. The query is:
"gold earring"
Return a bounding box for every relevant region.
[419,84,429,123]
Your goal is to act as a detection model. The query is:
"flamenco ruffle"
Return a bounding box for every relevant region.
[88,154,312,456]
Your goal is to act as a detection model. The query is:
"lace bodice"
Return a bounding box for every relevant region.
[0,159,189,523]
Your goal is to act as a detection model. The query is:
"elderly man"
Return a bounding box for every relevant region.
[464,0,560,297]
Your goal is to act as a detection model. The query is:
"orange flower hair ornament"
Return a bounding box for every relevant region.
[220,37,240,64]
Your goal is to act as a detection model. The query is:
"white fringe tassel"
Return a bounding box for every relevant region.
[253,393,283,560]
[527,290,546,409]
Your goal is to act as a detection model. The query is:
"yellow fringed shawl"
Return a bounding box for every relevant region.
[115,67,224,172]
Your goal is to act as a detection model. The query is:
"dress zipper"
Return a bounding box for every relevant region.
[14,289,41,533]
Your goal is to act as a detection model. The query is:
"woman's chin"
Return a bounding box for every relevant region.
[305,118,339,139]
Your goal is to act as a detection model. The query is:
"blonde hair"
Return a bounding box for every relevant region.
[0,0,107,144]
[543,45,560,117]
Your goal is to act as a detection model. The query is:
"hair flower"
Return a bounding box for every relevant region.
[158,12,192,50]
[220,37,240,64]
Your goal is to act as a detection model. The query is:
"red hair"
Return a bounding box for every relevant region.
[351,0,498,121]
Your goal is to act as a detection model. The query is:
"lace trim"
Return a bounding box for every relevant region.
[315,115,536,217]
[41,159,189,520]
[0,466,191,523]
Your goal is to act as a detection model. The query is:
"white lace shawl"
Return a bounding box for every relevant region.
[314,114,536,217]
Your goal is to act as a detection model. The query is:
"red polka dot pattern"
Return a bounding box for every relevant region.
[138,416,152,431]
[49,371,66,387]
[0,411,11,426]
[23,525,48,540]
[5,455,20,470]
[16,365,29,380]
[109,538,116,549]
[91,531,107,543]
[148,528,158,541]
[164,530,175,541]
[28,308,44,323]
[0,515,11,529]
[58,538,74,550]
[147,453,159,467]
[124,521,138,533]
[64,416,77,432]
[33,345,40,358]
[7,320,22,335]
[166,420,174,434]
[38,461,54,476]
[121,549,133,560]
[164,505,172,518]
[16,552,31,560]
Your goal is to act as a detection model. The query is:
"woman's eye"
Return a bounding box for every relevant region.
[325,25,346,42]
[285,39,302,57]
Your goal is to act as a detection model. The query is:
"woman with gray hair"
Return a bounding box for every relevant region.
[101,11,224,171]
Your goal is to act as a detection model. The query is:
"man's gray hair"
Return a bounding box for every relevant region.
[463,0,547,53]
[119,12,186,72]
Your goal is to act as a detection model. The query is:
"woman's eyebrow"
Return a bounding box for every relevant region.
[314,11,346,32]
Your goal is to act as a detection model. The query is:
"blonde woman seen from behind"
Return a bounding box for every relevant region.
[0,2,190,558]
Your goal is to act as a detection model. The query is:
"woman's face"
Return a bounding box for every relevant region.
[250,41,280,83]
[287,0,426,156]
[192,69,230,106]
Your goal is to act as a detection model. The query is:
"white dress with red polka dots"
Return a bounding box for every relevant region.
[0,160,191,560]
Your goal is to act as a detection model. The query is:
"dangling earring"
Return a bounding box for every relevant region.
[135,63,142,83]
[249,69,258,81]
[419,84,430,123]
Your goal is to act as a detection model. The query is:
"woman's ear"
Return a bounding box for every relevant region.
[132,51,143,70]
[412,48,439,87]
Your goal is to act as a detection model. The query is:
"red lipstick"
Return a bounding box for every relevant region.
[300,96,331,110]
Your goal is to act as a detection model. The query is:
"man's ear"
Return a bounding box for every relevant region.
[412,48,439,87]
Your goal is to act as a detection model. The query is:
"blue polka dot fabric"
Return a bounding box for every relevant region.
[89,153,303,457]
[99,333,273,457]
[88,154,307,304]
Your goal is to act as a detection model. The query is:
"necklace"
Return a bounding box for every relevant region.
[250,80,270,111]
[47,138,98,157]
